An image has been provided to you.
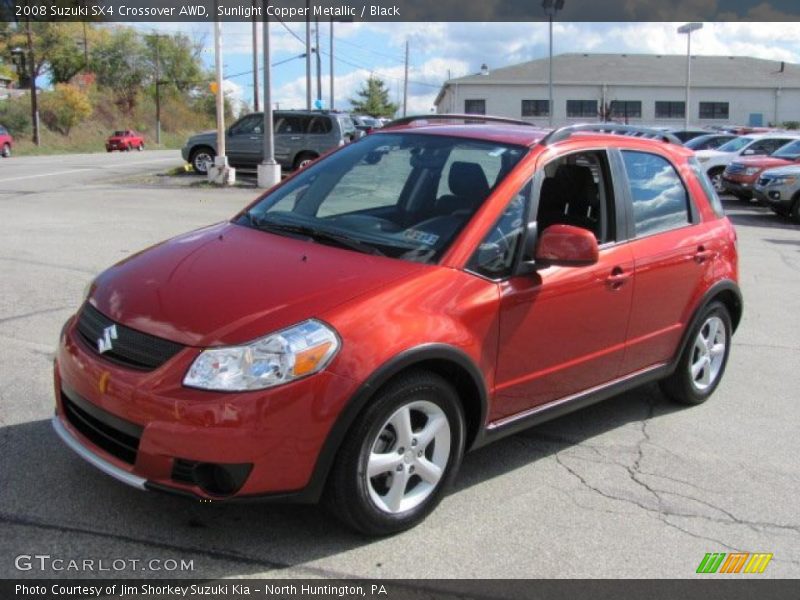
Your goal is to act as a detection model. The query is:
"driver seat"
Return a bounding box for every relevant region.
[433,162,491,217]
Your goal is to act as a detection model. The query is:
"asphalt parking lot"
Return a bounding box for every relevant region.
[1,151,799,580]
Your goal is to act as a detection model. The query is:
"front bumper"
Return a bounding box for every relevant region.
[721,177,756,197]
[53,315,358,501]
[754,185,794,213]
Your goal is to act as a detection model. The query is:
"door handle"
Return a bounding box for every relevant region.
[694,245,714,264]
[290,136,302,141]
[606,266,631,291]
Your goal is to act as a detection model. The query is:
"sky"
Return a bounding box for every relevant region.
[143,22,800,117]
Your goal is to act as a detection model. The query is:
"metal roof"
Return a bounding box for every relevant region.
[445,53,800,89]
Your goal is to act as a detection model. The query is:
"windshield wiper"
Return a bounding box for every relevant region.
[244,214,385,256]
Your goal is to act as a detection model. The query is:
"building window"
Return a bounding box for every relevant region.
[567,100,598,118]
[655,101,685,119]
[699,102,729,120]
[464,99,486,115]
[521,99,549,117]
[610,101,642,120]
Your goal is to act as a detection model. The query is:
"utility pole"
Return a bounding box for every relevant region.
[25,18,39,146]
[251,2,260,111]
[329,20,335,110]
[82,21,89,68]
[258,9,280,189]
[154,33,161,145]
[210,18,234,184]
[305,1,311,110]
[315,18,322,106]
[402,40,409,117]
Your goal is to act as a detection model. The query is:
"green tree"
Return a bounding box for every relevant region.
[39,83,92,135]
[143,32,205,95]
[89,27,147,113]
[349,76,398,117]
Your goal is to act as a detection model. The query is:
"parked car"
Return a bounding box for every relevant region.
[0,125,13,157]
[668,128,710,143]
[352,115,383,135]
[53,118,741,535]
[722,139,800,200]
[106,130,145,152]
[695,133,800,192]
[753,165,800,222]
[182,110,358,175]
[684,133,738,152]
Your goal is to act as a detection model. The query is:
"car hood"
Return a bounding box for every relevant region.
[89,222,426,347]
[761,165,800,177]
[695,149,731,159]
[732,156,793,168]
[187,130,217,143]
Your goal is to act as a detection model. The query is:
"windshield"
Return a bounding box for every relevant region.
[771,139,800,160]
[237,132,528,264]
[717,137,753,152]
[113,130,126,137]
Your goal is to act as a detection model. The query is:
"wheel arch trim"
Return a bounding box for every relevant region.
[295,343,489,503]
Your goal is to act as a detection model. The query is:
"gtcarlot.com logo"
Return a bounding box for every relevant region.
[15,554,195,572]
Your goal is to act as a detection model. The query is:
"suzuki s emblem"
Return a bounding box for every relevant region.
[97,324,118,354]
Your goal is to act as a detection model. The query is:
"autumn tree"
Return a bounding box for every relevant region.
[39,84,92,135]
[349,76,398,118]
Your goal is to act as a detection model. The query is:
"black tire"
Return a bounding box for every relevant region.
[190,147,216,175]
[137,143,144,151]
[708,168,725,194]
[790,195,800,224]
[1,143,10,158]
[293,152,317,171]
[126,144,132,152]
[660,301,732,406]
[325,370,465,536]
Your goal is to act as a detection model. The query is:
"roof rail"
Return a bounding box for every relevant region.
[541,123,682,145]
[384,114,537,128]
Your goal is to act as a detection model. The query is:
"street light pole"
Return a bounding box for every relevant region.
[542,0,564,128]
[258,10,281,189]
[678,22,703,130]
[209,17,235,184]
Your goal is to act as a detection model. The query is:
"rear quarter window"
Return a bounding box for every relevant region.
[689,157,724,217]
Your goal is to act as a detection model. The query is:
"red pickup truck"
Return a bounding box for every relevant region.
[106,130,145,152]
[722,138,800,199]
[0,125,12,158]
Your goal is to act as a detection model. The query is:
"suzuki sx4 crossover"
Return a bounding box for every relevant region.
[53,118,741,535]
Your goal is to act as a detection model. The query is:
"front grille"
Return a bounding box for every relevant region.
[76,303,184,371]
[61,388,142,465]
[726,163,745,175]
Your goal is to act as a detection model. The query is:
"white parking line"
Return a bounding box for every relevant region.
[0,168,92,183]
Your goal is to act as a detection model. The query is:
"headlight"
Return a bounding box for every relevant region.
[744,167,760,176]
[183,319,340,391]
[770,176,797,186]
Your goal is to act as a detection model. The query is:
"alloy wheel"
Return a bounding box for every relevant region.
[689,315,727,391]
[366,400,451,514]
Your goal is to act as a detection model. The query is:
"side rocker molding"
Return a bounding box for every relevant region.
[292,343,489,504]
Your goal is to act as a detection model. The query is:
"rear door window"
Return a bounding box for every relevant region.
[621,151,691,237]
[307,116,332,135]
[275,116,303,134]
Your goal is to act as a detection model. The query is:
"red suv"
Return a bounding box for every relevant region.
[106,129,145,152]
[53,118,741,535]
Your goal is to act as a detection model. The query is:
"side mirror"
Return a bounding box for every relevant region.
[535,224,599,266]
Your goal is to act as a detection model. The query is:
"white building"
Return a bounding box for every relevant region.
[434,53,800,128]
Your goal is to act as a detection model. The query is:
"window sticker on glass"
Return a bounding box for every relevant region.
[404,229,440,246]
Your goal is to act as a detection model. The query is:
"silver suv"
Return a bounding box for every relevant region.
[182,110,357,174]
[754,165,800,222]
